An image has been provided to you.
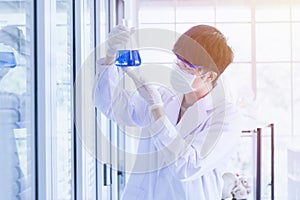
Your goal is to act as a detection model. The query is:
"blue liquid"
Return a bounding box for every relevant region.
[0,52,17,68]
[115,50,141,67]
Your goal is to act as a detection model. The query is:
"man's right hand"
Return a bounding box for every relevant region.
[106,24,132,58]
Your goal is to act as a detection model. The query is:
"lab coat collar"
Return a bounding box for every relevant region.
[194,81,226,112]
[165,82,226,133]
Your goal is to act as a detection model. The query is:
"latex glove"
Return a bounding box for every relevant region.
[106,25,132,57]
[232,181,249,200]
[222,173,237,199]
[122,68,163,111]
[238,177,251,195]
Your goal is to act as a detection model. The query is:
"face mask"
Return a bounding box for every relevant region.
[170,62,197,94]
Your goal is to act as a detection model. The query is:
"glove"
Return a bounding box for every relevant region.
[232,180,249,200]
[122,68,163,111]
[106,25,132,57]
[222,173,237,199]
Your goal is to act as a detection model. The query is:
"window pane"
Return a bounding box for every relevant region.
[293,64,300,136]
[139,1,175,23]
[291,3,300,21]
[176,23,214,34]
[256,23,290,62]
[292,23,300,62]
[255,5,290,22]
[139,49,175,64]
[217,23,252,62]
[0,0,35,199]
[274,135,290,199]
[176,4,214,23]
[77,0,97,199]
[139,23,175,32]
[222,63,255,126]
[216,6,251,22]
[256,63,292,134]
[54,0,73,199]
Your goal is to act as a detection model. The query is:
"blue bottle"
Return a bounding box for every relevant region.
[0,52,17,68]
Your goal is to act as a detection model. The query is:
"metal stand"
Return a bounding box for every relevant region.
[242,123,274,200]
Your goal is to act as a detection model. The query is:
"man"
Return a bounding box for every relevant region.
[94,24,242,199]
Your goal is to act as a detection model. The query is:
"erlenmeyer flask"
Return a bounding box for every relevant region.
[115,19,141,67]
[115,49,141,67]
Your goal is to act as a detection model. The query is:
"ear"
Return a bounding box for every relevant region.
[203,71,218,83]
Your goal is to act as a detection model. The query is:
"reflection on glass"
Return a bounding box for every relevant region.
[0,1,34,199]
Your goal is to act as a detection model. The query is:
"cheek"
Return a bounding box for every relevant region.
[191,76,202,88]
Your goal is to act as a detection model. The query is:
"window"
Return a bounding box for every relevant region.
[0,0,35,199]
[53,0,73,199]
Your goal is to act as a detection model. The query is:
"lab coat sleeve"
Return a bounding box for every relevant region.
[93,59,152,127]
[150,105,242,181]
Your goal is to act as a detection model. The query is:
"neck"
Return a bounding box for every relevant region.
[182,85,212,108]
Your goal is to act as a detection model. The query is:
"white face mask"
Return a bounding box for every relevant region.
[170,62,198,94]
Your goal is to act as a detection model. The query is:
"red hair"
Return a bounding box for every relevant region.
[173,25,233,74]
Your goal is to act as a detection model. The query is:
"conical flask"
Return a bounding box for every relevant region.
[115,19,141,67]
[115,49,141,67]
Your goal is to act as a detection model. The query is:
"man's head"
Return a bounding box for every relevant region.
[173,25,233,80]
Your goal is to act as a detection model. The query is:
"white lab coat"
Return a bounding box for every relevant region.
[93,61,243,200]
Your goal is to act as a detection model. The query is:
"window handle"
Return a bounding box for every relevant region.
[103,163,112,186]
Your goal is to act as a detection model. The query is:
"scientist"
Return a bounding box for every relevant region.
[94,24,242,199]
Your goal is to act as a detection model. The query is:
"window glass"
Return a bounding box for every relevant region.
[54,0,73,199]
[217,23,252,62]
[139,1,175,24]
[176,5,215,23]
[175,22,214,34]
[139,23,175,32]
[0,0,35,199]
[216,6,251,22]
[139,49,175,64]
[292,23,300,62]
[293,64,300,136]
[256,23,290,62]
[273,135,290,199]
[291,3,300,21]
[76,0,97,199]
[255,5,290,22]
[222,63,253,113]
[256,63,292,134]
